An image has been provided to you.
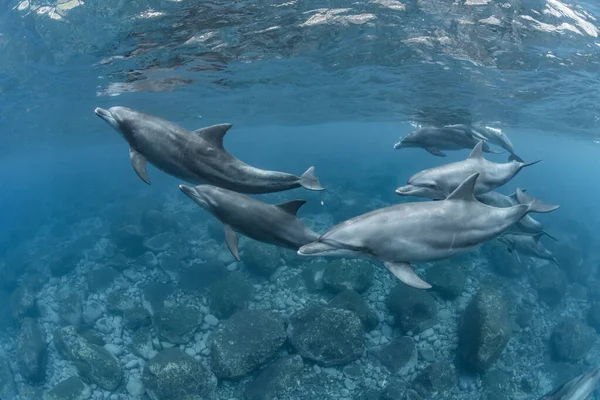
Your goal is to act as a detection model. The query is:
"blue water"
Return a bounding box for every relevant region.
[2,0,600,399]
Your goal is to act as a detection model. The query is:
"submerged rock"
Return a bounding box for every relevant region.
[178,261,228,293]
[587,303,600,333]
[459,287,511,372]
[10,284,37,321]
[143,348,217,400]
[154,291,202,344]
[425,262,466,300]
[56,289,82,326]
[484,242,525,277]
[0,359,16,399]
[131,326,157,360]
[82,299,104,326]
[209,271,254,319]
[287,306,364,366]
[413,361,456,397]
[386,285,438,334]
[322,260,374,294]
[301,262,328,292]
[124,306,152,331]
[106,288,136,315]
[141,282,175,315]
[551,318,596,361]
[49,252,80,277]
[328,289,379,330]
[372,336,417,375]
[111,224,146,258]
[54,326,122,390]
[532,264,567,305]
[17,318,47,383]
[211,310,286,378]
[45,376,91,400]
[86,267,120,293]
[244,355,304,400]
[243,242,281,276]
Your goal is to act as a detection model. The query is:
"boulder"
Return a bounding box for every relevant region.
[424,262,466,300]
[123,306,152,331]
[413,361,456,397]
[17,318,47,383]
[551,318,596,361]
[44,376,91,400]
[386,285,437,334]
[371,336,417,375]
[322,260,374,294]
[243,242,280,276]
[208,271,254,319]
[154,291,202,345]
[243,355,304,400]
[532,264,567,305]
[328,289,379,330]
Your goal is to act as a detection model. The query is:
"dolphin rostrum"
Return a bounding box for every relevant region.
[393,126,502,157]
[179,184,319,260]
[395,141,539,200]
[298,173,559,289]
[539,366,600,400]
[497,232,559,266]
[477,190,557,239]
[94,106,325,194]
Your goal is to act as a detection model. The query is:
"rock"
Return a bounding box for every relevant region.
[211,310,286,378]
[49,252,79,277]
[208,271,254,319]
[484,369,512,398]
[111,224,146,258]
[244,355,304,400]
[105,253,130,272]
[515,307,533,329]
[372,336,416,375]
[86,267,120,293]
[157,253,185,280]
[82,300,104,326]
[131,326,157,360]
[243,242,281,276]
[532,264,567,305]
[141,209,176,236]
[322,260,374,294]
[106,288,136,315]
[54,326,122,390]
[141,282,175,315]
[10,284,37,321]
[551,318,596,361]
[328,289,379,330]
[287,306,364,366]
[124,306,152,331]
[154,291,202,344]
[126,377,145,397]
[386,285,438,334]
[425,262,466,300]
[552,241,586,283]
[56,289,82,326]
[143,348,217,400]
[587,303,600,333]
[17,318,47,383]
[302,262,328,292]
[459,287,511,372]
[76,326,105,346]
[0,359,16,399]
[379,379,406,400]
[413,361,456,397]
[483,242,525,277]
[178,261,228,293]
[144,231,176,252]
[44,376,91,400]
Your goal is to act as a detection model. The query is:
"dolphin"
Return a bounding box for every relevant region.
[539,366,600,400]
[393,126,502,157]
[298,173,559,289]
[179,184,320,260]
[467,124,524,162]
[94,106,325,194]
[476,191,557,239]
[497,232,559,266]
[395,141,539,200]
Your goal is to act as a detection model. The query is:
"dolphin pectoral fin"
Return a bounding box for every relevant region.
[194,123,233,149]
[224,224,240,261]
[514,251,522,263]
[129,148,151,185]
[384,262,432,290]
[424,147,447,157]
[275,200,307,215]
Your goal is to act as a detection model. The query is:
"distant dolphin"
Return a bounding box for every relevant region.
[497,232,559,266]
[539,366,600,400]
[395,141,539,200]
[477,190,557,239]
[179,184,319,260]
[466,124,524,162]
[298,173,559,289]
[393,126,502,157]
[94,106,325,194]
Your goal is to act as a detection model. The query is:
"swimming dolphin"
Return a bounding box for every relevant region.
[179,184,320,260]
[395,141,539,200]
[476,191,557,239]
[298,173,559,289]
[497,232,559,266]
[393,126,502,157]
[467,124,524,162]
[539,366,600,400]
[94,106,325,194]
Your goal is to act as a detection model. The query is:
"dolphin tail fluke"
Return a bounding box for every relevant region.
[299,166,325,191]
[516,189,560,214]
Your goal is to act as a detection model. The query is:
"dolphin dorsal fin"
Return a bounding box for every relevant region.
[467,141,485,159]
[275,200,307,215]
[194,123,233,149]
[446,173,479,201]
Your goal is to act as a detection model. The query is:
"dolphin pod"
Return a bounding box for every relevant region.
[497,232,559,266]
[179,184,319,259]
[395,141,539,200]
[94,106,325,194]
[297,173,558,289]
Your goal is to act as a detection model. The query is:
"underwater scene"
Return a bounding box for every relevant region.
[3,0,600,399]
